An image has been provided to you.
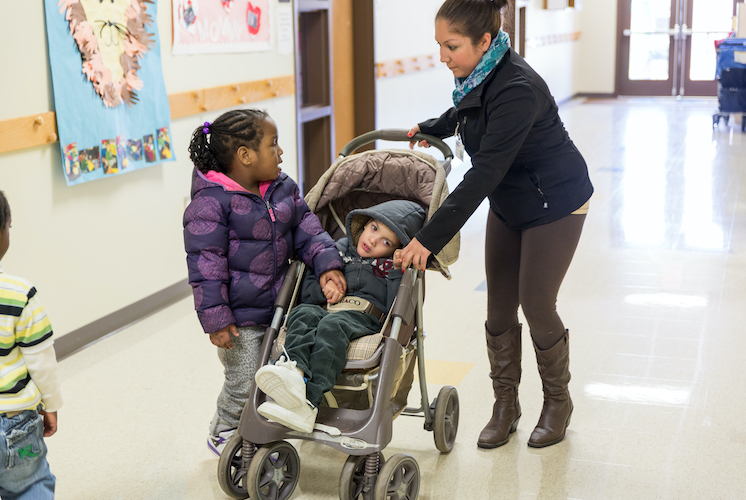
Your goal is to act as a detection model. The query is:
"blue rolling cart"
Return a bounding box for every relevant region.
[713,38,746,132]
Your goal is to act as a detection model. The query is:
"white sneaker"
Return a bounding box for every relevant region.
[207,428,235,457]
[255,357,307,411]
[257,401,318,433]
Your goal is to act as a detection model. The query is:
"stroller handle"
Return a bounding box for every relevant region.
[339,129,454,160]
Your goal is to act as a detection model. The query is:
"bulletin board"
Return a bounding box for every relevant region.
[44,0,175,186]
[172,0,273,54]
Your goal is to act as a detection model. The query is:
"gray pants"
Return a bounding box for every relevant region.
[209,325,264,436]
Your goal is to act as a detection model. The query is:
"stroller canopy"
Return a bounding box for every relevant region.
[305,149,460,278]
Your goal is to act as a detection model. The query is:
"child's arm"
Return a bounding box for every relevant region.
[184,194,236,336]
[15,287,62,435]
[288,186,345,284]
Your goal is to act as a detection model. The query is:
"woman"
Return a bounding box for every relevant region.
[400,0,593,448]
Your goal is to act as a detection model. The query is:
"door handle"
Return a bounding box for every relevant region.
[623,24,681,37]
[623,28,680,36]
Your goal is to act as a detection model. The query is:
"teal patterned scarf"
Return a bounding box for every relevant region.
[452,30,511,107]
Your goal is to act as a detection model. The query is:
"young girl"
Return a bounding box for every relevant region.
[183,109,346,456]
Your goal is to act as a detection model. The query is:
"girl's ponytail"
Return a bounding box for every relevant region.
[188,123,220,174]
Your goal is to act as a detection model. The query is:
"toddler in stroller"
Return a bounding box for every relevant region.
[255,200,426,433]
[216,130,460,500]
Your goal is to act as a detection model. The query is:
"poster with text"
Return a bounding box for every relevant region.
[172,0,272,54]
[45,0,175,186]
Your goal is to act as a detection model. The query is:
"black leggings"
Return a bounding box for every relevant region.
[485,209,586,350]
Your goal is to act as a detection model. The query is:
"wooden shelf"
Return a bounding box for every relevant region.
[298,0,330,12]
[300,104,332,123]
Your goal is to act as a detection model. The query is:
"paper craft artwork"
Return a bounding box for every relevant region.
[157,127,172,160]
[127,139,143,161]
[58,0,155,108]
[144,134,156,163]
[45,0,174,185]
[80,147,100,172]
[101,140,118,174]
[64,143,81,181]
[172,0,272,54]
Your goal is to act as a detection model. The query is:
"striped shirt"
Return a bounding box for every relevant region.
[1,267,56,412]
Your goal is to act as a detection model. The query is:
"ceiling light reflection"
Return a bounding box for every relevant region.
[624,293,708,308]
[682,115,724,250]
[621,111,666,246]
[585,382,691,406]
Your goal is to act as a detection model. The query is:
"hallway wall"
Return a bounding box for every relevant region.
[374,0,617,144]
[0,1,297,338]
[575,1,618,95]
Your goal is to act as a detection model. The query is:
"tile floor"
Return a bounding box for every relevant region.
[49,98,746,499]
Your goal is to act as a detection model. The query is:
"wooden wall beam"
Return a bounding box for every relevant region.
[0,75,295,155]
[0,113,58,155]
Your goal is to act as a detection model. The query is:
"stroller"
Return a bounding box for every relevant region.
[216,130,461,500]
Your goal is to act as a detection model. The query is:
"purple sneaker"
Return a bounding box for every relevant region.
[207,429,235,457]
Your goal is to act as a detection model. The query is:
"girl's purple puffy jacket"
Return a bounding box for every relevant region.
[183,168,342,333]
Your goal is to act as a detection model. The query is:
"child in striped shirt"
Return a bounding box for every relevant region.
[0,190,62,500]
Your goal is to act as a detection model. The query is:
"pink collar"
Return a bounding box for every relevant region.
[205,171,273,197]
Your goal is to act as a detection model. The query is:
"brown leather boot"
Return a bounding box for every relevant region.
[528,331,572,448]
[477,324,522,449]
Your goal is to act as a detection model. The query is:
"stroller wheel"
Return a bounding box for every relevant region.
[339,452,385,500]
[217,434,251,498]
[245,441,300,500]
[433,386,459,453]
[374,453,420,500]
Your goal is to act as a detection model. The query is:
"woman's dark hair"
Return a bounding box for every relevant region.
[188,108,269,174]
[436,0,506,46]
[0,190,10,230]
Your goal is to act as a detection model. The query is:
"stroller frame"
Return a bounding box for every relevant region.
[216,130,459,500]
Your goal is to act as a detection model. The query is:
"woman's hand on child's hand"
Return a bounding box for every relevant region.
[209,324,239,349]
[323,281,344,304]
[320,269,347,295]
[400,237,432,271]
[407,125,429,149]
[393,249,404,269]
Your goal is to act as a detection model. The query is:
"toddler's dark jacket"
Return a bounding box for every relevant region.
[299,200,426,314]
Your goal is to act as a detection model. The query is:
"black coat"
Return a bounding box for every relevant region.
[417,49,593,254]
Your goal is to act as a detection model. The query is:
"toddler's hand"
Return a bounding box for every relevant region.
[393,249,404,269]
[320,269,347,295]
[209,324,239,349]
[323,281,344,304]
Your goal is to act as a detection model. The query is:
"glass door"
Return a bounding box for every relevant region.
[617,0,736,96]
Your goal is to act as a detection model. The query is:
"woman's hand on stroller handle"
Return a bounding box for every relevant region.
[320,269,347,296]
[400,237,432,272]
[407,125,430,150]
